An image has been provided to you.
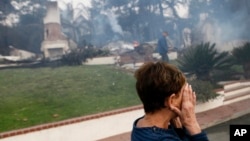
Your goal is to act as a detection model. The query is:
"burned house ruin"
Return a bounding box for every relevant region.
[41,1,76,59]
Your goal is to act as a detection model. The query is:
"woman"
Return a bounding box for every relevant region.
[131,62,209,141]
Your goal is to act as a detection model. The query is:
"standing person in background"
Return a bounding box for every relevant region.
[157,31,169,62]
[131,62,209,141]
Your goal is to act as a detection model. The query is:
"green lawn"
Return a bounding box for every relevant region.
[0,65,141,132]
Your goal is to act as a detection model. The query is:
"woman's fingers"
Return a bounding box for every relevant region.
[188,84,193,101]
[182,84,189,103]
[170,117,182,128]
[193,92,196,105]
[170,105,182,117]
[183,84,196,105]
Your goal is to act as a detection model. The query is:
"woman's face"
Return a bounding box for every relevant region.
[173,84,185,110]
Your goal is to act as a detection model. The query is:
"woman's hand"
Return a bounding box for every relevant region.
[170,83,201,135]
[170,117,182,129]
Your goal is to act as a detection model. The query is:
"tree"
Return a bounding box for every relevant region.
[0,0,47,55]
[89,0,122,46]
[232,42,250,79]
[177,42,233,81]
[0,0,15,55]
[0,0,14,22]
[13,13,44,53]
[60,1,91,46]
[102,0,195,47]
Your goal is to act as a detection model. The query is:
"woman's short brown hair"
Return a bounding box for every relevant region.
[134,62,186,113]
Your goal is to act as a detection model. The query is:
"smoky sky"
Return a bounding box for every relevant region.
[197,0,250,48]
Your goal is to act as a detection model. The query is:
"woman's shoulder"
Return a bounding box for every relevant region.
[131,117,182,141]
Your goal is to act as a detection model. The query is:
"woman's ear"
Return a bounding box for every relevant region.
[165,94,176,108]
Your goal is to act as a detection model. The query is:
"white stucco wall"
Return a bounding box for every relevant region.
[195,96,224,113]
[152,52,178,60]
[84,56,119,65]
[0,109,144,141]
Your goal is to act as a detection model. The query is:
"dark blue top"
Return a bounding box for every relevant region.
[157,36,168,54]
[131,117,209,141]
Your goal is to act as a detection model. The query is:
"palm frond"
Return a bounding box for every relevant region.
[177,42,233,81]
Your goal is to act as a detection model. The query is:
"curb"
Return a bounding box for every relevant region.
[200,107,250,129]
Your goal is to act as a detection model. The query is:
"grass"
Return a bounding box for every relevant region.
[0,65,141,132]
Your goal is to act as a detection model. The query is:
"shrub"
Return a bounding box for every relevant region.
[232,42,250,79]
[177,42,233,81]
[61,47,110,66]
[188,79,219,102]
[212,65,244,82]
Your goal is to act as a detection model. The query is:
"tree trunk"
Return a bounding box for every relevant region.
[158,1,164,18]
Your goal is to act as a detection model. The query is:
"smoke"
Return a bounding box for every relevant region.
[105,10,123,35]
[195,1,250,51]
[91,8,124,46]
[58,0,250,48]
